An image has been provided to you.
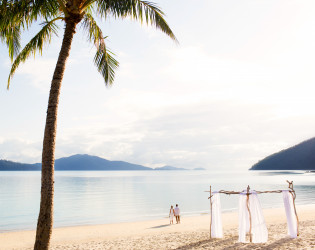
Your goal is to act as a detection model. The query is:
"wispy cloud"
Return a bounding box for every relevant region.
[0,138,42,163]
[14,58,56,91]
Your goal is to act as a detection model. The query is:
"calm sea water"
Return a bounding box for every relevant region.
[0,170,314,232]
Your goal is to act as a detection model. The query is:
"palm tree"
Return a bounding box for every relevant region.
[0,1,176,249]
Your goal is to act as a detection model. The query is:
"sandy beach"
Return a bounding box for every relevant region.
[1,204,314,250]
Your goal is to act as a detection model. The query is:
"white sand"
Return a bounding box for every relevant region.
[1,204,314,250]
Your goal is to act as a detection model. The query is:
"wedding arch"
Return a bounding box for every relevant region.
[205,181,299,243]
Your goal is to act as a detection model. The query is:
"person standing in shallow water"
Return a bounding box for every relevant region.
[169,205,175,224]
[174,204,180,224]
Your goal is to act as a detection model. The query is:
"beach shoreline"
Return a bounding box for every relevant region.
[1,204,314,249]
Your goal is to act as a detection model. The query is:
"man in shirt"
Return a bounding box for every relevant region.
[174,204,180,224]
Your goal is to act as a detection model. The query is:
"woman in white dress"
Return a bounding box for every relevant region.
[169,205,175,224]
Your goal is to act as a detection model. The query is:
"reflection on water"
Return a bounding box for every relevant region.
[255,171,305,176]
[0,170,314,232]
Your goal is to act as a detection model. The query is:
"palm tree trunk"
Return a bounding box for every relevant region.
[34,20,77,250]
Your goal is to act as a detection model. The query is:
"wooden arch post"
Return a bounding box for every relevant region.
[287,180,299,236]
[208,185,212,239]
[246,185,252,243]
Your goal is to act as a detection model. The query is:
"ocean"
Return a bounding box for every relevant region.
[0,170,314,232]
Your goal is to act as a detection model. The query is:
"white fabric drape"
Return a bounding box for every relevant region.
[282,190,298,238]
[238,191,268,243]
[239,193,249,242]
[211,192,223,238]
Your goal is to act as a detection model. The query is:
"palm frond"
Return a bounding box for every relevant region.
[7,19,59,89]
[81,0,96,13]
[0,1,28,59]
[81,13,119,85]
[81,13,103,45]
[0,0,59,28]
[0,0,60,60]
[94,44,119,85]
[96,0,177,42]
[55,0,68,16]
[84,5,94,16]
[0,24,21,60]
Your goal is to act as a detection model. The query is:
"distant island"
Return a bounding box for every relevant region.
[154,165,187,171]
[250,137,315,170]
[0,154,200,171]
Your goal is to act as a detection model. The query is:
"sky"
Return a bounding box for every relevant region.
[1,0,315,170]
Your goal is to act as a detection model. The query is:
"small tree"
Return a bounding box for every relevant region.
[0,1,176,249]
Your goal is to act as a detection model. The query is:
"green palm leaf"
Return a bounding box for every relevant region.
[0,0,60,60]
[0,25,21,60]
[96,0,177,42]
[94,45,119,85]
[81,13,119,85]
[7,19,59,89]
[0,1,26,59]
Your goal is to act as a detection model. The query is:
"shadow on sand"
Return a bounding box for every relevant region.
[149,224,171,229]
[175,236,238,249]
[175,236,296,249]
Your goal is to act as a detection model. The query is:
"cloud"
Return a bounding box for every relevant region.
[42,97,307,170]
[11,43,91,92]
[0,138,41,163]
[15,58,56,92]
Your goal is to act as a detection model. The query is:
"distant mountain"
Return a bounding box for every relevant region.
[54,154,152,171]
[154,165,187,171]
[0,154,186,171]
[250,137,315,170]
[0,160,40,171]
